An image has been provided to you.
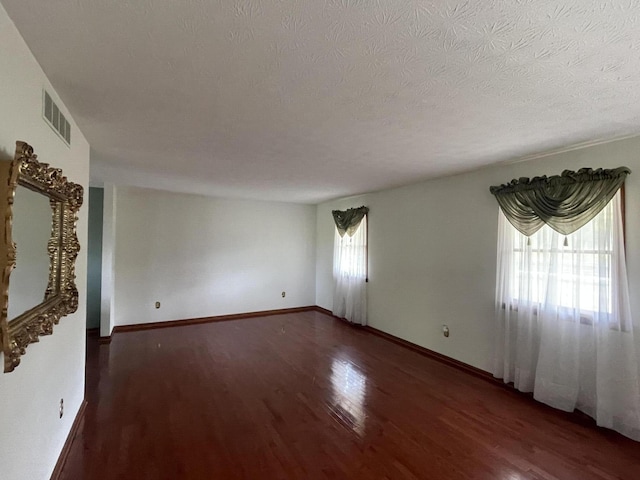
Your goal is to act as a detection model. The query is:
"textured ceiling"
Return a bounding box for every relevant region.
[4,0,640,203]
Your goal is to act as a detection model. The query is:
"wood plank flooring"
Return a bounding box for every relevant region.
[61,311,640,479]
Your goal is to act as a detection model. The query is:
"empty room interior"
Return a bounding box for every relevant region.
[2,1,640,479]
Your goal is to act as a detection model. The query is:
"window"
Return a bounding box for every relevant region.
[500,192,621,325]
[332,212,368,325]
[335,222,367,277]
[491,171,640,441]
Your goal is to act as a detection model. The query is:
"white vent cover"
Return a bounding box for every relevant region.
[43,90,71,146]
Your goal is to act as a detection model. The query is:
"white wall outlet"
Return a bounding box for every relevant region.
[442,325,450,338]
[59,398,64,418]
[155,301,161,309]
[281,291,286,298]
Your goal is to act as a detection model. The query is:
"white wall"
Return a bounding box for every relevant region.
[100,184,116,337]
[0,4,90,480]
[113,187,316,326]
[316,136,640,372]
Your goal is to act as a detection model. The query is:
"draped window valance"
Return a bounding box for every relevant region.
[489,167,630,236]
[332,206,369,237]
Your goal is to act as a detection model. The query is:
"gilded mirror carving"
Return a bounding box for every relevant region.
[0,141,83,373]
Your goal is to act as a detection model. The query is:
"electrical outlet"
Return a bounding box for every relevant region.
[59,398,64,418]
[155,301,161,309]
[281,291,286,298]
[442,325,450,338]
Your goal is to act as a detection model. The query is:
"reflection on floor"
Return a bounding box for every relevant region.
[329,357,367,437]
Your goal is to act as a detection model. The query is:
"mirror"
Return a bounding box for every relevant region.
[8,187,52,319]
[0,141,83,373]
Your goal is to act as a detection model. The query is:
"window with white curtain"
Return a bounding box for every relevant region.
[505,196,615,322]
[336,225,366,277]
[332,213,368,325]
[494,188,640,441]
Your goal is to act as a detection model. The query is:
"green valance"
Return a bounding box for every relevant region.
[332,206,369,237]
[489,167,630,236]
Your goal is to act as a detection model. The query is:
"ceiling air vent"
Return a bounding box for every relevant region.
[43,90,71,146]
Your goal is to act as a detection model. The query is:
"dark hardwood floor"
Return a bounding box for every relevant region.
[62,311,640,479]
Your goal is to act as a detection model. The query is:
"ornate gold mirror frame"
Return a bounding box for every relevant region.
[0,141,83,372]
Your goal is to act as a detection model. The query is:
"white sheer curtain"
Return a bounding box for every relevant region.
[494,192,640,441]
[333,216,367,325]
